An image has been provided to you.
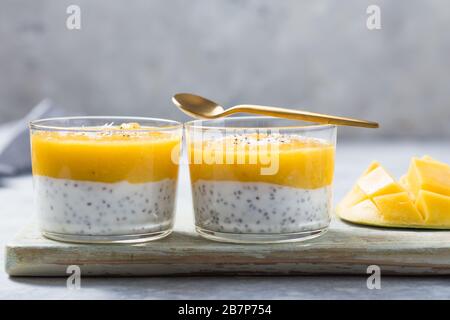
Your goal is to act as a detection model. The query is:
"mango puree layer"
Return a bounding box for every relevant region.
[31,130,181,183]
[188,135,335,189]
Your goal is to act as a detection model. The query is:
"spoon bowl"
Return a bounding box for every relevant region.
[172,94,225,119]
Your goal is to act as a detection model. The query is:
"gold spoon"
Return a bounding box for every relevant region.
[172,93,379,128]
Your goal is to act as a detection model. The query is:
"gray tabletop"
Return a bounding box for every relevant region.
[1,140,450,300]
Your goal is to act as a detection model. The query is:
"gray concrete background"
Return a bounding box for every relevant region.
[0,0,449,139]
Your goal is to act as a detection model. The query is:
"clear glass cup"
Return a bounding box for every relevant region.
[30,116,182,244]
[186,116,336,243]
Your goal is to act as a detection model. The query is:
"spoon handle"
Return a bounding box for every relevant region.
[227,105,379,128]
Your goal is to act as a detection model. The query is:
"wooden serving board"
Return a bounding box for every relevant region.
[6,214,450,276]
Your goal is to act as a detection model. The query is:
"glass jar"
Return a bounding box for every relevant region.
[30,116,182,243]
[186,117,336,243]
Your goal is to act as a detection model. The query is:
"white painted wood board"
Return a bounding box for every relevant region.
[6,217,450,276]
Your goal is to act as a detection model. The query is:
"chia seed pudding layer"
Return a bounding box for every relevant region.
[192,180,331,234]
[34,176,176,236]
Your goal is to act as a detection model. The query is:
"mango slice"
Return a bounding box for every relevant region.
[357,166,404,197]
[372,192,423,224]
[337,199,384,226]
[416,190,450,226]
[337,185,368,211]
[405,157,450,198]
[399,174,408,188]
[337,161,380,210]
[363,161,381,175]
[422,155,438,162]
[398,174,415,199]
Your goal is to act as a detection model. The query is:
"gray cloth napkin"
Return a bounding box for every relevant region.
[0,100,64,176]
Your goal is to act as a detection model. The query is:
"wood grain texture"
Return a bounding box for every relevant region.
[6,217,450,276]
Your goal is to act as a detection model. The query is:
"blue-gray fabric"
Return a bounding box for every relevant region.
[0,100,63,176]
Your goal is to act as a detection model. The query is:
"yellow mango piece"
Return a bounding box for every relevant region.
[399,174,409,189]
[337,184,367,211]
[363,161,381,175]
[372,192,423,224]
[416,190,450,226]
[337,199,384,226]
[357,166,404,197]
[422,155,438,162]
[405,157,450,197]
[336,161,381,210]
[399,174,416,200]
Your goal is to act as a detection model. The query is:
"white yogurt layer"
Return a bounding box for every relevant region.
[34,176,176,236]
[192,180,331,234]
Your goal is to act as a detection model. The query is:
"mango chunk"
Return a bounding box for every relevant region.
[337,185,368,211]
[363,161,381,175]
[405,157,450,198]
[337,199,384,226]
[336,161,381,210]
[372,192,423,224]
[422,155,438,162]
[399,174,416,200]
[399,174,408,188]
[416,190,450,226]
[357,166,404,197]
